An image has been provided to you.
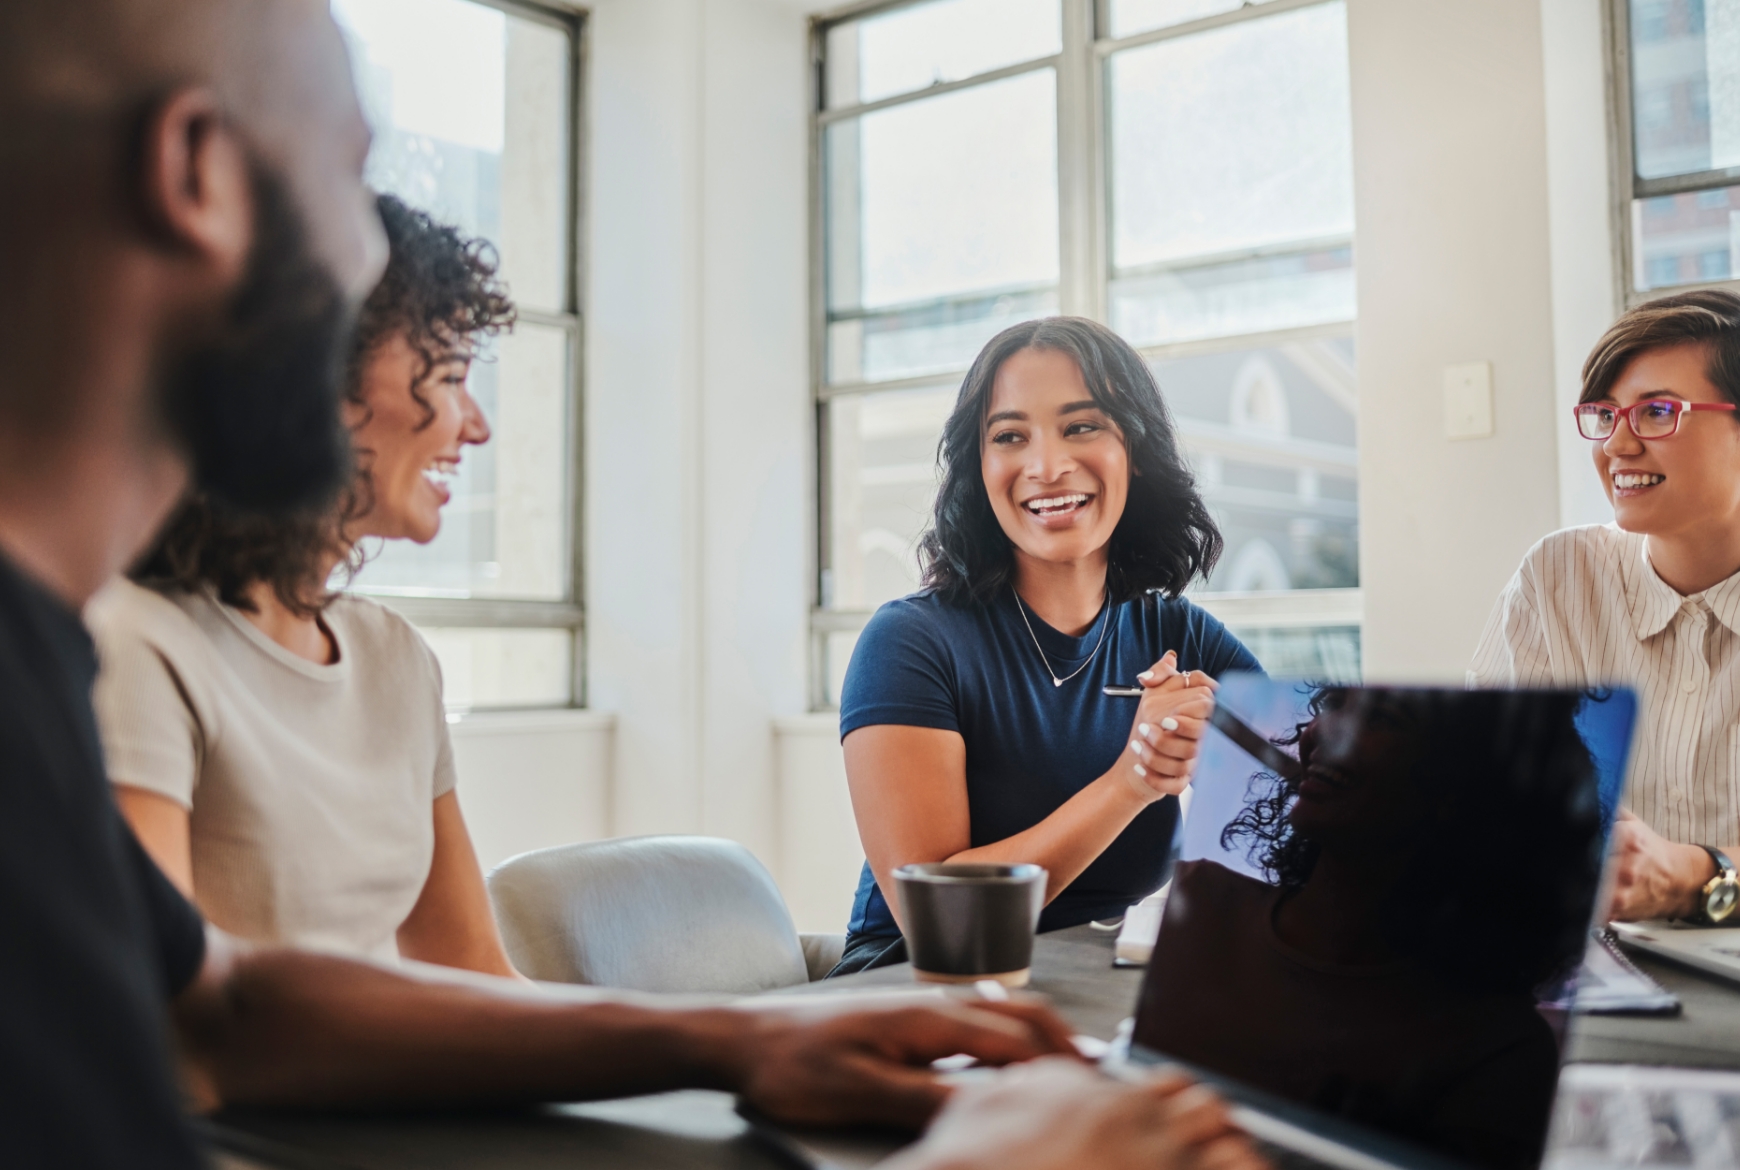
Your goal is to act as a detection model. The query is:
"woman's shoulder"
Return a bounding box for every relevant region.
[86,578,211,660]
[859,589,982,645]
[1142,593,1262,675]
[327,593,439,670]
[1512,524,1635,595]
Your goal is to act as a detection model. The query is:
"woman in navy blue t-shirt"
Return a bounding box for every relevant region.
[834,317,1261,975]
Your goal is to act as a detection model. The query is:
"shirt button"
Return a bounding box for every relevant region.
[1684,677,1700,693]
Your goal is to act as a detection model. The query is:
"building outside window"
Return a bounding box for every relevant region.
[813,0,1361,708]
[331,0,583,711]
[1619,0,1740,298]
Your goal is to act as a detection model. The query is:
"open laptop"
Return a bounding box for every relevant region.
[1608,918,1740,984]
[1118,676,1639,1170]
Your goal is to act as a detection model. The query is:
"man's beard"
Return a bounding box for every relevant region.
[158,160,356,515]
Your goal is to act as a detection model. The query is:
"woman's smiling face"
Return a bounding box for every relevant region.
[344,331,491,544]
[1592,342,1740,540]
[980,346,1129,570]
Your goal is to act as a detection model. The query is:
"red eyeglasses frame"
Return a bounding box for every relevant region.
[1573,399,1738,440]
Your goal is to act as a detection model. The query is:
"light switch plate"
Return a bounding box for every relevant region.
[1443,361,1493,440]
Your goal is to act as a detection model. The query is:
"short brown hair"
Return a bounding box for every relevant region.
[1581,288,1740,408]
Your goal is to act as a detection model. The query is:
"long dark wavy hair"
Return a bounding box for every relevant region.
[1222,687,1603,996]
[133,194,517,617]
[916,317,1223,606]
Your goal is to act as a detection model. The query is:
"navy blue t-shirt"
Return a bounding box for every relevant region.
[840,587,1260,942]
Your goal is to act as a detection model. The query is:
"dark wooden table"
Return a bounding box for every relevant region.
[210,924,1740,1169]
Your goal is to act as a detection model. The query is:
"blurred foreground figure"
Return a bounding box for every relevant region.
[0,0,1088,1164]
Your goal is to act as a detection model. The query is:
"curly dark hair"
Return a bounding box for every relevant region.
[133,194,518,616]
[1221,687,1604,996]
[917,317,1222,606]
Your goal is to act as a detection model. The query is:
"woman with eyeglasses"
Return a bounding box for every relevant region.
[1471,288,1740,924]
[830,317,1260,975]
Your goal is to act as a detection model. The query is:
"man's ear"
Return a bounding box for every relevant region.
[135,88,252,284]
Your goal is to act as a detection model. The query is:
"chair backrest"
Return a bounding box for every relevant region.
[486,835,811,994]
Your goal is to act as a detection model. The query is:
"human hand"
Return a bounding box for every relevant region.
[723,998,1080,1129]
[1605,809,1714,921]
[1119,653,1215,802]
[885,1057,1267,1170]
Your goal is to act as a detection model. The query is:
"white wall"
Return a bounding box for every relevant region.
[451,710,615,870]
[1542,0,1623,531]
[584,0,823,888]
[1348,0,1609,682]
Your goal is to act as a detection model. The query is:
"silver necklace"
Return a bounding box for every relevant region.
[1013,587,1112,688]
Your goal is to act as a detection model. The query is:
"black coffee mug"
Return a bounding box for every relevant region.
[892,863,1047,987]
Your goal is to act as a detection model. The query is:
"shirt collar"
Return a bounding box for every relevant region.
[1703,567,1740,636]
[1627,537,1688,641]
[1627,535,1740,639]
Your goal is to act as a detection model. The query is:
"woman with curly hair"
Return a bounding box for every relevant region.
[86,195,518,975]
[833,317,1261,975]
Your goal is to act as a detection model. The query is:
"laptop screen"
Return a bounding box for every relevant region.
[1129,677,1637,1170]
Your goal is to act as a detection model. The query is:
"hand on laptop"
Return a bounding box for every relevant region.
[885,1057,1267,1170]
[725,997,1081,1129]
[1606,808,1714,921]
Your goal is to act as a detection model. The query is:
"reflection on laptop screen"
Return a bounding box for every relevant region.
[1130,677,1636,1170]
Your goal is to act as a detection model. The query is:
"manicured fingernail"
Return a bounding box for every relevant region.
[1130,740,1143,756]
[1160,717,1179,732]
[1137,671,1153,681]
[1133,764,1147,777]
[1138,723,1151,737]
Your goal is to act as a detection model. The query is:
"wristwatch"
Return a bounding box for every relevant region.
[1692,846,1740,925]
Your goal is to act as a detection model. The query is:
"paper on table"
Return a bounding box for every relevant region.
[1545,1064,1740,1169]
[1114,883,1167,966]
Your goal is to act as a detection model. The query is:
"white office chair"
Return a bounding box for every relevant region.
[486,835,846,994]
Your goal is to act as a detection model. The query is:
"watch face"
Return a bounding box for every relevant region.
[1708,881,1740,923]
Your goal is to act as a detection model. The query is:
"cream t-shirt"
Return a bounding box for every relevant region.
[86,579,457,963]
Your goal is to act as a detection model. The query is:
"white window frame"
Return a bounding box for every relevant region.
[354,0,591,709]
[807,0,1361,709]
[1606,0,1740,308]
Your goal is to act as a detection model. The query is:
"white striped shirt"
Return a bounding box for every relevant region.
[1469,524,1740,846]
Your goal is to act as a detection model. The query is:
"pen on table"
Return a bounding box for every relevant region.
[1102,685,1144,697]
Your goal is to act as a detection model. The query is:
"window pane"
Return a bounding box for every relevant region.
[1634,181,1740,289]
[824,0,1061,109]
[1222,625,1361,680]
[1627,0,1740,180]
[825,385,957,612]
[1151,338,1359,593]
[333,0,571,313]
[1108,0,1242,38]
[829,289,1060,385]
[419,627,572,710]
[1108,3,1354,275]
[355,322,572,600]
[1110,244,1354,348]
[826,69,1059,383]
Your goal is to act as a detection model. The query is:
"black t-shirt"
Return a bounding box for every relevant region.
[0,552,208,1167]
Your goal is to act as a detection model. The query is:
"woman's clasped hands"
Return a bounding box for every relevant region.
[1121,651,1216,802]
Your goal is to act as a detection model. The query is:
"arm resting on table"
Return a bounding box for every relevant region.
[171,927,1078,1128]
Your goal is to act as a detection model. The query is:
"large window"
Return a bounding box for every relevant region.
[813,0,1360,706]
[1616,0,1740,297]
[332,0,583,710]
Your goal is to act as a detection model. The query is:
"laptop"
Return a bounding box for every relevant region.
[1608,918,1740,985]
[1117,676,1639,1170]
